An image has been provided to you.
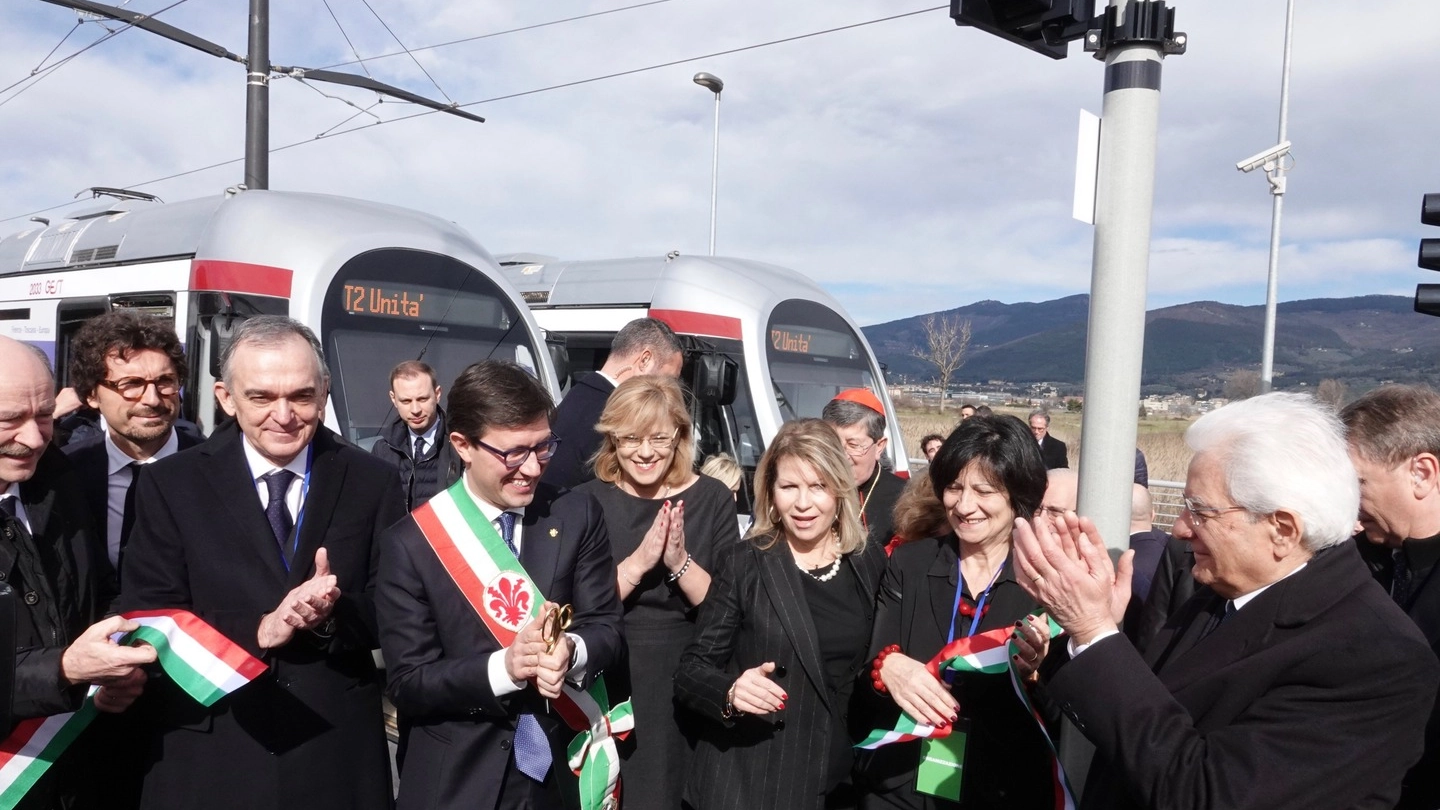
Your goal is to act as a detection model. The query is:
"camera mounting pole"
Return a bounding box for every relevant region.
[40,0,485,190]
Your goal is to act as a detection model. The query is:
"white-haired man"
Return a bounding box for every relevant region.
[1013,392,1439,810]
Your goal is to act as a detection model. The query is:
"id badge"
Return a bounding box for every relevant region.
[915,720,969,802]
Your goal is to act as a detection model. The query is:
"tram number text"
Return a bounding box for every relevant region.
[344,284,424,319]
[26,278,63,297]
[771,328,813,354]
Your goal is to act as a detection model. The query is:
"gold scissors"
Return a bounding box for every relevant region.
[541,604,574,653]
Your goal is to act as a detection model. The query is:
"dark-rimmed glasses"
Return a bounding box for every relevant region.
[96,376,180,401]
[475,435,561,470]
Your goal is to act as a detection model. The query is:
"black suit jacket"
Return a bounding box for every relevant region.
[1038,434,1068,470]
[542,373,614,491]
[377,482,626,810]
[674,536,886,810]
[1052,542,1440,810]
[63,424,205,572]
[120,423,405,810]
[1357,535,1440,809]
[860,535,1056,809]
[1126,536,1195,656]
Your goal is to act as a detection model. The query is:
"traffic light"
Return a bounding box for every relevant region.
[951,0,1096,59]
[1416,194,1440,316]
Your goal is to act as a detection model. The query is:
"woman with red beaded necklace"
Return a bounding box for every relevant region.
[859,414,1056,810]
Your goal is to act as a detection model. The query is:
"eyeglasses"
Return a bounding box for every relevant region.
[843,439,876,458]
[615,429,679,451]
[1180,496,1249,527]
[1039,505,1068,518]
[474,435,561,470]
[96,375,180,401]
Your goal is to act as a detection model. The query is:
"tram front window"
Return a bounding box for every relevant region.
[765,298,879,421]
[321,250,541,446]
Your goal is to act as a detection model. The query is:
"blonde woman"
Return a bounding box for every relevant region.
[577,375,739,810]
[675,419,887,810]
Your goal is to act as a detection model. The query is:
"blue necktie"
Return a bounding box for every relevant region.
[262,470,296,567]
[498,511,552,782]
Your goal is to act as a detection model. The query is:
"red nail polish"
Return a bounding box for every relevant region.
[777,702,785,710]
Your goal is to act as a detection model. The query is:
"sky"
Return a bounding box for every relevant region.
[2,0,1438,326]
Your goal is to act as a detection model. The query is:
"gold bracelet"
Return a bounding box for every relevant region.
[619,564,642,587]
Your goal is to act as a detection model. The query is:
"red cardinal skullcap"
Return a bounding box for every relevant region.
[832,388,885,415]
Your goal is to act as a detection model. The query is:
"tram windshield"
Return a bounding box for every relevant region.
[766,298,879,422]
[322,249,540,444]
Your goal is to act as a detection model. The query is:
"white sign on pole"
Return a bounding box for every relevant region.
[1073,109,1101,224]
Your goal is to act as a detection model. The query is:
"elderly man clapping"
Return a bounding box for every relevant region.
[1012,392,1438,810]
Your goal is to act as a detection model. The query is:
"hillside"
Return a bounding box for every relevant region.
[863,294,1440,393]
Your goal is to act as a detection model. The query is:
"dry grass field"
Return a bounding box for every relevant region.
[897,407,1194,482]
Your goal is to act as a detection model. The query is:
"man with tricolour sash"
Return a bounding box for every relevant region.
[378,360,627,810]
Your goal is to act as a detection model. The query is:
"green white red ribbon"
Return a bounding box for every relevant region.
[0,609,266,810]
[858,614,1076,810]
[414,482,630,810]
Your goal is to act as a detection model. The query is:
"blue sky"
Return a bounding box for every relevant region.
[2,0,1437,326]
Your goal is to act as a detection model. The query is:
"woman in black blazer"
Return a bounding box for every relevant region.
[675,419,887,810]
[861,415,1057,810]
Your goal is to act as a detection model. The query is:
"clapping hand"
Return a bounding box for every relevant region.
[1012,512,1134,647]
[729,661,787,715]
[258,548,341,649]
[662,500,688,574]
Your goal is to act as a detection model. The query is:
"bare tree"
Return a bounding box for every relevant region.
[1223,369,1262,401]
[1316,378,1348,410]
[912,314,972,413]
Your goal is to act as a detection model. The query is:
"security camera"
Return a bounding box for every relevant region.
[1236,141,1292,173]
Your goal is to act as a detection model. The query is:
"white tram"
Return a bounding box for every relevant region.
[497,254,909,510]
[0,189,558,441]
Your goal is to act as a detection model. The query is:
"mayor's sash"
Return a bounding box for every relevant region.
[412,481,631,810]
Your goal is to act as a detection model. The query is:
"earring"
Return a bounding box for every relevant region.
[769,506,781,523]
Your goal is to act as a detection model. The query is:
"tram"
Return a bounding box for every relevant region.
[497,253,908,510]
[0,189,558,441]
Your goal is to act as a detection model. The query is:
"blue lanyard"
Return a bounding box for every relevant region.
[277,446,313,572]
[945,558,1007,644]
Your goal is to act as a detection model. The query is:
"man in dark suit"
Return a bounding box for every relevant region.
[1015,392,1440,810]
[1342,385,1440,809]
[0,337,156,810]
[1029,410,1068,469]
[822,388,905,546]
[62,310,203,575]
[1126,483,1170,604]
[370,360,449,511]
[542,317,683,490]
[121,317,405,810]
[377,360,625,810]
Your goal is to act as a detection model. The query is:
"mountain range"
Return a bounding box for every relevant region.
[861,294,1440,395]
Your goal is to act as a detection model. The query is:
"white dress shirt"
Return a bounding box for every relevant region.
[104,429,181,566]
[409,420,440,459]
[240,438,310,522]
[454,475,590,697]
[0,482,29,533]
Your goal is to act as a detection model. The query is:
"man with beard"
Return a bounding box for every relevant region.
[64,310,203,574]
[0,336,157,810]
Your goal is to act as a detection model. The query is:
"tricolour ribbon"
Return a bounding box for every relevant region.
[0,609,267,810]
[857,614,1076,810]
[413,482,630,810]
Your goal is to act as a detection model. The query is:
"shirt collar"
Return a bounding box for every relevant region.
[239,435,310,483]
[458,473,521,525]
[596,370,621,388]
[409,419,440,447]
[1232,561,1308,610]
[1,481,18,502]
[104,428,180,475]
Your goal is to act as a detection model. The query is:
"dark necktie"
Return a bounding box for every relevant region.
[119,461,141,557]
[263,470,297,567]
[414,436,426,460]
[0,496,19,537]
[497,510,551,782]
[1392,548,1414,608]
[1199,598,1236,640]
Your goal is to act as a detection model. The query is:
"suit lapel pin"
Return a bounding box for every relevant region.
[549,528,559,538]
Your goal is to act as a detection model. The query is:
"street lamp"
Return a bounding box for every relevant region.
[693,71,723,256]
[1237,0,1296,393]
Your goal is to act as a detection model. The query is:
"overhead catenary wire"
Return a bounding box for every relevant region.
[356,0,451,102]
[320,0,375,79]
[0,5,946,225]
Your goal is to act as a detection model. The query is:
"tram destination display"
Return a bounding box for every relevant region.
[342,280,507,329]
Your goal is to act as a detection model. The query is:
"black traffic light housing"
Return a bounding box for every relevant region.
[951,0,1096,59]
[1416,193,1440,316]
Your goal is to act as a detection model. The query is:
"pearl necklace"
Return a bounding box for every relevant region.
[795,536,842,582]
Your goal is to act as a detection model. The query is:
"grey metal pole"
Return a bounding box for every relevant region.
[244,0,269,190]
[1076,3,1168,554]
[708,91,721,256]
[1258,0,1295,393]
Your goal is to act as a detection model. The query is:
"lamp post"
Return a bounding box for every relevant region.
[693,72,723,256]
